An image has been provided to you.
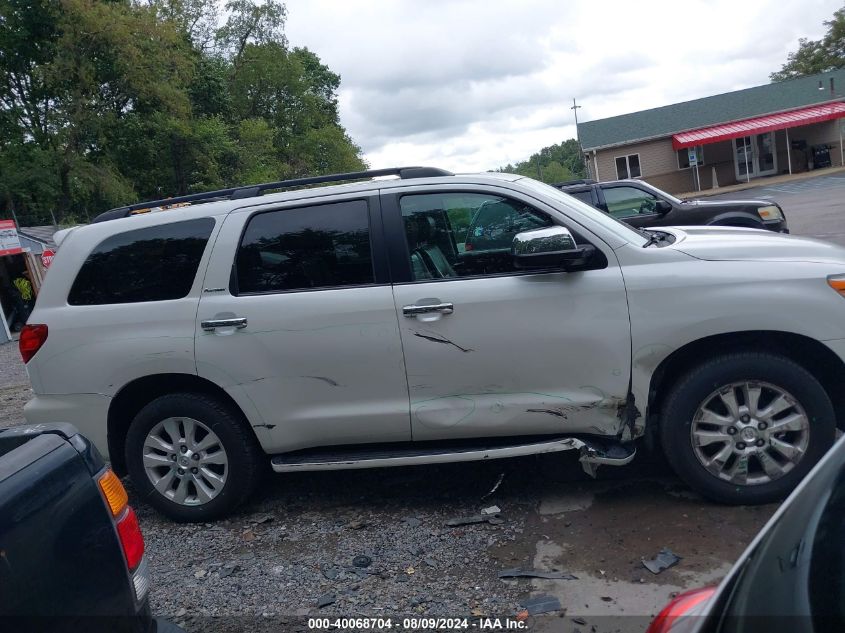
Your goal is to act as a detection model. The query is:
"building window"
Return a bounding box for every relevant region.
[677,145,705,169]
[615,154,641,179]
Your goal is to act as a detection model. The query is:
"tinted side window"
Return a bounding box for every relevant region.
[235,200,374,294]
[603,186,659,218]
[68,218,214,305]
[400,192,553,281]
[567,190,594,205]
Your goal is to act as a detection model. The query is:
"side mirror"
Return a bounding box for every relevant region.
[655,199,672,215]
[512,226,595,270]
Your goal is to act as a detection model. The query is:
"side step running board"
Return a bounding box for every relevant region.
[270,437,635,475]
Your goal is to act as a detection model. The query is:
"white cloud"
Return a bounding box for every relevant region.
[285,0,841,171]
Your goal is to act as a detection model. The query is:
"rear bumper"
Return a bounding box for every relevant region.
[23,393,111,458]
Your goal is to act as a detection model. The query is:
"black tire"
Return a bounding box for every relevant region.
[125,392,262,522]
[660,352,835,505]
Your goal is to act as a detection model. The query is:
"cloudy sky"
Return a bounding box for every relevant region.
[285,0,841,172]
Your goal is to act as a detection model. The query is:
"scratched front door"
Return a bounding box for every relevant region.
[383,187,632,442]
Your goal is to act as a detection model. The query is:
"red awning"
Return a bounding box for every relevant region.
[672,102,845,149]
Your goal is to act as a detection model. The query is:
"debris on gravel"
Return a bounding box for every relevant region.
[130,466,531,622]
[643,548,683,574]
[351,555,372,568]
[316,594,336,609]
[497,568,578,580]
[445,505,505,527]
[521,594,562,615]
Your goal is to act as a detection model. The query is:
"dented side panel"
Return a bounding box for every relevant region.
[392,266,633,441]
[194,197,413,454]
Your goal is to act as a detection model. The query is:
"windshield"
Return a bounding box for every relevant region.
[515,176,649,246]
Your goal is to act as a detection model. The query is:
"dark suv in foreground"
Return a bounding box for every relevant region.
[555,178,789,232]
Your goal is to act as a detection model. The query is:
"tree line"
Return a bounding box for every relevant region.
[497,139,587,184]
[0,0,366,227]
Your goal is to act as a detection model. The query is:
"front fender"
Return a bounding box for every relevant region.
[706,211,764,228]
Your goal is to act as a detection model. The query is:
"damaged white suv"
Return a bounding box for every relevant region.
[21,167,845,521]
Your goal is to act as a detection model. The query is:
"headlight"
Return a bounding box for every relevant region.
[828,274,845,298]
[757,205,784,221]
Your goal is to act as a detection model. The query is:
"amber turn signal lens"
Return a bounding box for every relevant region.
[98,469,129,517]
[827,276,845,297]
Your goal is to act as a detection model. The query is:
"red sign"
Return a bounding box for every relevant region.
[41,249,55,268]
[0,219,22,257]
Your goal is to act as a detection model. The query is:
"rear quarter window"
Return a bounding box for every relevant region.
[68,218,215,305]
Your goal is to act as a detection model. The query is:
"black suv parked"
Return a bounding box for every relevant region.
[555,179,789,233]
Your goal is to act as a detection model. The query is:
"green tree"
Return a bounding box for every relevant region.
[0,0,366,226]
[498,139,586,183]
[771,5,845,80]
[0,0,194,222]
[216,0,286,63]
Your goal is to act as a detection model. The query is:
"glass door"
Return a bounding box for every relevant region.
[733,133,778,180]
[755,132,777,176]
[734,136,753,181]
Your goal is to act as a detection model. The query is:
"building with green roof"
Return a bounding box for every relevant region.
[578,70,845,193]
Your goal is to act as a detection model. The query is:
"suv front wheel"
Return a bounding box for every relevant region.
[125,392,262,522]
[660,352,835,505]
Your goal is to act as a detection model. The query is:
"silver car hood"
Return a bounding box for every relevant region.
[659,225,845,264]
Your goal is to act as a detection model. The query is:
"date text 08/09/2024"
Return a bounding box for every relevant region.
[308,617,529,630]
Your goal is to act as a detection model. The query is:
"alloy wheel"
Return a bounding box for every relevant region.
[142,417,229,505]
[690,381,810,486]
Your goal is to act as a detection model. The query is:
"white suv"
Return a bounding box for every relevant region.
[20,167,845,521]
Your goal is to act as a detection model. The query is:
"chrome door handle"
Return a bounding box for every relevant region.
[402,303,454,317]
[201,317,248,331]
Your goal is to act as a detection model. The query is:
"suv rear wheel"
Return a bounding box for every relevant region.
[125,392,262,522]
[660,352,835,505]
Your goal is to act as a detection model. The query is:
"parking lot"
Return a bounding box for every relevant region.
[704,172,845,246]
[1,171,843,631]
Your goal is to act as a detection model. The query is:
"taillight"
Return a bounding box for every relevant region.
[646,587,716,633]
[19,323,48,363]
[96,468,148,602]
[116,507,145,572]
[98,468,129,517]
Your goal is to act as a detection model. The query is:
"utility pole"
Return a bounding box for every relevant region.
[571,98,582,144]
[571,98,586,178]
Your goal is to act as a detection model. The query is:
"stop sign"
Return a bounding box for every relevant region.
[41,249,55,268]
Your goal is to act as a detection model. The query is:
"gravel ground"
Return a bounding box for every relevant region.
[0,342,29,429]
[0,344,774,631]
[133,463,534,629]
[0,341,28,389]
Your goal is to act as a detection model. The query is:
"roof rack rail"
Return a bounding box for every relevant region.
[93,166,453,223]
[553,178,596,188]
